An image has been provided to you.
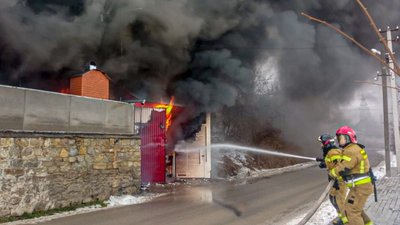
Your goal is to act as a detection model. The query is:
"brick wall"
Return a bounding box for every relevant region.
[82,70,109,99]
[0,135,141,217]
[69,77,82,96]
[70,70,110,100]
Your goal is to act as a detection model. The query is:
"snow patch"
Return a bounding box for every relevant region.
[285,157,389,225]
[222,150,315,180]
[373,151,397,179]
[244,162,316,179]
[223,151,254,179]
[373,160,386,180]
[106,194,165,207]
[3,194,165,225]
[286,201,337,225]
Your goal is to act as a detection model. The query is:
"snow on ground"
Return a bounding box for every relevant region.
[223,151,254,179]
[286,201,337,225]
[373,151,397,180]
[247,162,316,179]
[373,161,387,180]
[106,193,165,207]
[286,154,395,225]
[223,151,316,180]
[3,193,165,225]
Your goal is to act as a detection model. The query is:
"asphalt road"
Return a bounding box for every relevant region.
[22,166,327,225]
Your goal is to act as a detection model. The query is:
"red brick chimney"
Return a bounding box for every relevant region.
[70,62,110,99]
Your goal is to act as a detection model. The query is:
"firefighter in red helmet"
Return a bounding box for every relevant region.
[316,134,348,225]
[329,126,374,225]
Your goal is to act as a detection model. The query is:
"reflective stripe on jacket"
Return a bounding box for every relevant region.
[324,148,342,170]
[329,143,371,187]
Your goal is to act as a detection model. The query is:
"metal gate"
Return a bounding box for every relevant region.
[140,109,166,183]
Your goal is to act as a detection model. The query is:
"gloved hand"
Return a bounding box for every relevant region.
[318,161,327,169]
[315,157,324,162]
[333,180,340,190]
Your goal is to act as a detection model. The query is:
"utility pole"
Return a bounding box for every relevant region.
[381,26,400,174]
[373,47,392,177]
[379,65,391,177]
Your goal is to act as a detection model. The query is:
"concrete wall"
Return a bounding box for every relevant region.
[0,85,135,134]
[0,135,141,217]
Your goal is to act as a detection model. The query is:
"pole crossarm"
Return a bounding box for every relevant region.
[355,0,400,75]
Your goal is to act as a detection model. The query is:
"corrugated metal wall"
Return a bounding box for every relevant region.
[133,107,153,134]
[140,109,166,183]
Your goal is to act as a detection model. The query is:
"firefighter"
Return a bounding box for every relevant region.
[329,126,374,225]
[316,134,348,225]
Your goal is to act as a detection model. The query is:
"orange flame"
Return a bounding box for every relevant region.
[154,97,175,130]
[59,87,70,94]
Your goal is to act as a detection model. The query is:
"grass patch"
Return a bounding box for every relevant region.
[0,200,107,224]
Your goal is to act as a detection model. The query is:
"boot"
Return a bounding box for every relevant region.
[331,217,345,225]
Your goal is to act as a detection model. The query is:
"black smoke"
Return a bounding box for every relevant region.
[0,0,396,148]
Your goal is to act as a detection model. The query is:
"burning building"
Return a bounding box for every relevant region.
[134,98,212,183]
[4,0,385,184]
[0,59,213,185]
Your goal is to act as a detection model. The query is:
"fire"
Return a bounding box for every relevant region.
[59,87,70,94]
[155,97,175,130]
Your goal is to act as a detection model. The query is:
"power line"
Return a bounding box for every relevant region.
[197,44,351,51]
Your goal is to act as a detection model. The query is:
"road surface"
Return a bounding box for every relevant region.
[21,166,327,225]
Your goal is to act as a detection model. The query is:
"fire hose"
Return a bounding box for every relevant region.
[297,179,335,225]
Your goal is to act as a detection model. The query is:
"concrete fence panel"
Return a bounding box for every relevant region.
[0,86,25,130]
[69,96,107,133]
[104,101,134,133]
[0,85,136,134]
[23,90,70,131]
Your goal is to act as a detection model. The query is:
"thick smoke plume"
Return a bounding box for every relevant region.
[0,0,397,149]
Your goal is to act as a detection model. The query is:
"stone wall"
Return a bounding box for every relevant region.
[0,134,141,217]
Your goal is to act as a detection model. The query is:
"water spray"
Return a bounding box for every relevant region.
[211,144,316,161]
[175,143,317,161]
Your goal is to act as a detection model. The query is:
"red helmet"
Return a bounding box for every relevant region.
[336,126,357,143]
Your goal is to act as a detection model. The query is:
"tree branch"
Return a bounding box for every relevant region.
[301,12,400,77]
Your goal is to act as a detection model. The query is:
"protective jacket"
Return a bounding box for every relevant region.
[329,143,371,187]
[324,147,342,170]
